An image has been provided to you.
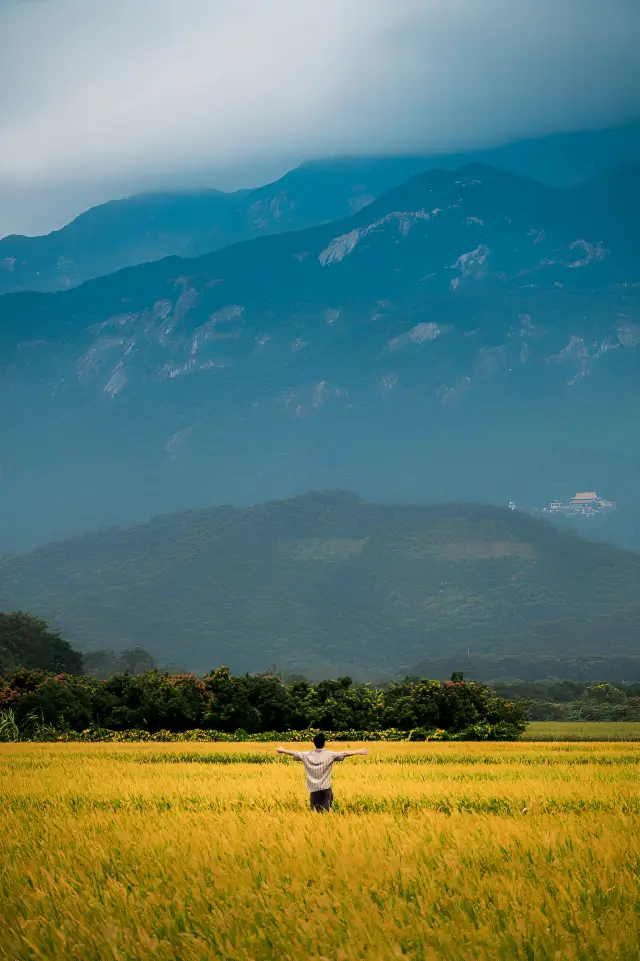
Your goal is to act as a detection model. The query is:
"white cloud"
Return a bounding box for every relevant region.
[0,0,639,233]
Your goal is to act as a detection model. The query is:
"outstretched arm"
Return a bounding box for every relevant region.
[277,746,301,758]
[340,748,368,758]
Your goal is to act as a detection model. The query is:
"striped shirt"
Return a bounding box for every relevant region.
[290,748,346,792]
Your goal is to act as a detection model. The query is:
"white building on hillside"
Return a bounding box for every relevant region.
[545,492,616,516]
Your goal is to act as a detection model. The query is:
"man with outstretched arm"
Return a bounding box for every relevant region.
[277,732,368,812]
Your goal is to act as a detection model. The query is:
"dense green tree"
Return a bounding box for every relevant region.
[94,671,208,732]
[0,612,83,676]
[203,668,266,733]
[381,673,524,734]
[286,676,383,731]
[582,683,626,704]
[6,672,95,731]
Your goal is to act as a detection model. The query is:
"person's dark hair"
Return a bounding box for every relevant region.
[313,732,326,749]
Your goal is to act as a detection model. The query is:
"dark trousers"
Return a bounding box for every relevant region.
[310,788,333,812]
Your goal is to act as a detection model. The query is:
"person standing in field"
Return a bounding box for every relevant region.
[277,733,368,812]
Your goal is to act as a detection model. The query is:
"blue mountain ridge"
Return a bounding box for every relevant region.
[0,161,638,552]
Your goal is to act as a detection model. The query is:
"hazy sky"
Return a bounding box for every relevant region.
[1,0,639,236]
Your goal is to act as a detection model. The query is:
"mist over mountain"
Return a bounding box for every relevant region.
[2,493,639,678]
[0,156,435,294]
[2,124,640,294]
[1,160,638,553]
[2,0,639,236]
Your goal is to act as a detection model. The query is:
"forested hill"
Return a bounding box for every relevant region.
[1,493,639,678]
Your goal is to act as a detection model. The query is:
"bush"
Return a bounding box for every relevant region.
[408,727,429,741]
[25,724,521,743]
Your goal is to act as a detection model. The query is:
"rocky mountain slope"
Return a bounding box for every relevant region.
[0,157,437,294]
[1,494,639,677]
[1,162,638,551]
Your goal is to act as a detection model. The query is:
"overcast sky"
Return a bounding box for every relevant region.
[1,0,639,237]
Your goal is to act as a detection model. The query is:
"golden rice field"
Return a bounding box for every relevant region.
[1,741,639,960]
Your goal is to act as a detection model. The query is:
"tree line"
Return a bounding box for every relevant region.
[490,678,640,722]
[2,611,636,737]
[0,665,527,738]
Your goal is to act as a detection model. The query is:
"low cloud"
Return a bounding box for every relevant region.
[0,0,639,235]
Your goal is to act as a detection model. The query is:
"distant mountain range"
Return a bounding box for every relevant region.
[0,160,639,551]
[1,493,639,678]
[3,122,640,295]
[0,157,437,294]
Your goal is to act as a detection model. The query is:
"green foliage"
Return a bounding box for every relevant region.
[4,672,95,732]
[21,725,523,744]
[381,672,525,734]
[582,683,626,705]
[203,667,291,733]
[93,671,209,733]
[82,647,155,680]
[0,709,20,742]
[0,612,83,676]
[490,679,640,722]
[567,699,640,722]
[0,666,527,738]
[0,707,61,742]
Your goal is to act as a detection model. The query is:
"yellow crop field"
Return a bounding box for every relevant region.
[1,741,639,960]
